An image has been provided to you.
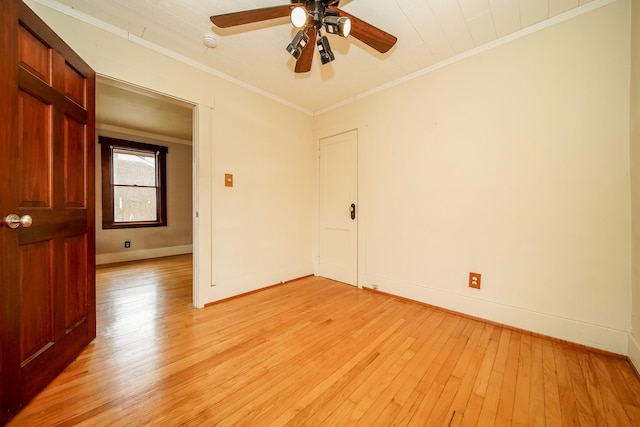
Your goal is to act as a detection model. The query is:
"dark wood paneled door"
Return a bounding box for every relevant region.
[0,1,96,423]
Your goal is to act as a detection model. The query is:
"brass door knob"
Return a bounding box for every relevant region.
[3,214,32,229]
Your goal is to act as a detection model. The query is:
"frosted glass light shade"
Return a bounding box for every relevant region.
[290,7,307,28]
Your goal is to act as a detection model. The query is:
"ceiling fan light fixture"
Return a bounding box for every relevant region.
[317,35,335,64]
[286,30,309,60]
[290,6,307,28]
[324,16,351,37]
[209,1,398,74]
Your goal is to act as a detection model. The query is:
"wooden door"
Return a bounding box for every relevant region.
[0,1,96,423]
[318,130,358,286]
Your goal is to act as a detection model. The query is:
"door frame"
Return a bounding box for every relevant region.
[94,75,200,307]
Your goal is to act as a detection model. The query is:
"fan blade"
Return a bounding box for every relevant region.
[295,28,317,73]
[330,7,397,53]
[211,4,299,28]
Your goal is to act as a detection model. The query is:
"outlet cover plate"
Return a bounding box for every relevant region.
[469,272,481,289]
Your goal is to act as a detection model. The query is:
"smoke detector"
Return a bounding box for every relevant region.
[203,34,217,48]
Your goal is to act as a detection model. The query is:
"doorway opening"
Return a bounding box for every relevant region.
[95,76,197,304]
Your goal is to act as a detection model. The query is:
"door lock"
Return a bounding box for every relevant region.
[350,203,356,220]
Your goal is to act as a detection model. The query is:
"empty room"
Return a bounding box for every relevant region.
[2,0,640,425]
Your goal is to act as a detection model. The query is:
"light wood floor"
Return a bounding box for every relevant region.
[9,255,640,426]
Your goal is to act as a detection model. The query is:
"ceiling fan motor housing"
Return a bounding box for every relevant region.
[309,0,325,29]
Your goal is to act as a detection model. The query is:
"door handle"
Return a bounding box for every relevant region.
[2,214,32,229]
[349,203,356,220]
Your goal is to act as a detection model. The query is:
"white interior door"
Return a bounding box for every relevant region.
[318,130,358,286]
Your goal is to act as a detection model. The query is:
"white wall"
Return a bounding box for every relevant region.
[210,92,316,295]
[25,1,316,308]
[630,0,640,368]
[315,0,632,354]
[95,127,194,265]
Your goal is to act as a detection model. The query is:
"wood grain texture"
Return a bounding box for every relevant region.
[294,28,316,74]
[210,5,293,28]
[9,254,640,426]
[2,4,95,422]
[330,7,397,53]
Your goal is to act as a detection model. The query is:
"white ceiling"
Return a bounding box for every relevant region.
[97,78,194,141]
[40,0,599,114]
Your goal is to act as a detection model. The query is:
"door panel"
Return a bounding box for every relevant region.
[1,1,96,422]
[20,241,54,364]
[64,116,87,207]
[18,90,53,208]
[318,130,358,286]
[18,25,51,83]
[65,235,89,328]
[64,64,87,107]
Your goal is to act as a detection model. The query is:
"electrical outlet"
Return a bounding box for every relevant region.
[124,241,131,248]
[469,272,481,289]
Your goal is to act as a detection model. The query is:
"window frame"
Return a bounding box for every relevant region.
[99,136,168,229]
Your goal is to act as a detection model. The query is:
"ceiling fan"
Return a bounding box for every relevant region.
[210,0,397,73]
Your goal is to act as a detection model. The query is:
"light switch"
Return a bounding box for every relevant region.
[225,173,233,187]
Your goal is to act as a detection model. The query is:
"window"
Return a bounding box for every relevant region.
[99,137,168,229]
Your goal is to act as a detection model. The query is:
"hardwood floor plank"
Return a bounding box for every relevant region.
[565,348,599,427]
[287,309,438,425]
[608,358,640,423]
[552,343,581,427]
[476,330,507,425]
[384,311,449,407]
[405,343,459,424]
[206,307,407,424]
[343,336,417,422]
[375,314,455,425]
[237,301,413,425]
[529,337,546,427]
[459,393,485,427]
[7,255,640,426]
[427,375,463,426]
[405,318,469,425]
[495,331,520,424]
[541,339,563,426]
[588,353,635,426]
[477,328,513,424]
[512,334,532,427]
[435,323,489,426]
[472,330,499,398]
[579,350,611,426]
[314,311,433,425]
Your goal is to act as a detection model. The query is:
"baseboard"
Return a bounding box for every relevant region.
[203,274,314,308]
[362,279,629,355]
[629,334,640,373]
[96,244,192,265]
